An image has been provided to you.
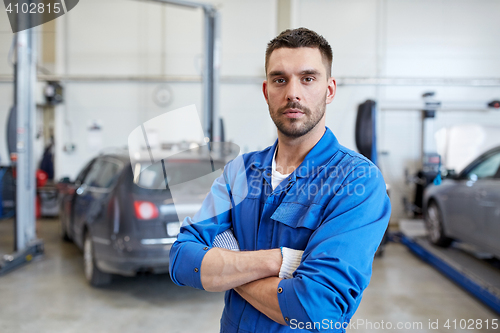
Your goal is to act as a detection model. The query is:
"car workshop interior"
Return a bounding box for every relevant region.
[1,0,500,332]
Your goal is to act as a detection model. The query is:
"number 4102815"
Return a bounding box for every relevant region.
[444,319,498,330]
[5,2,62,14]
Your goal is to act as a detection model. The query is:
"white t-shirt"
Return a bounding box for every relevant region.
[271,146,292,190]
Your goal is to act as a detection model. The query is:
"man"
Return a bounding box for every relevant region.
[169,28,391,332]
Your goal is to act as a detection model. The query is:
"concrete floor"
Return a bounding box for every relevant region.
[0,218,498,333]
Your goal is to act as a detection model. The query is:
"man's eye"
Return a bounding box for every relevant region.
[303,77,314,82]
[274,78,286,84]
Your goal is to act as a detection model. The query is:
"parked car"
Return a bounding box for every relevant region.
[58,149,227,286]
[423,146,500,258]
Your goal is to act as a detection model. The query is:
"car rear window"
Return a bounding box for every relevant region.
[132,159,226,194]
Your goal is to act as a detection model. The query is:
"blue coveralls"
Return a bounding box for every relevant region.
[169,127,391,332]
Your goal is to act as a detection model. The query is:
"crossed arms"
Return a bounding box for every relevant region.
[169,159,391,327]
[200,247,287,325]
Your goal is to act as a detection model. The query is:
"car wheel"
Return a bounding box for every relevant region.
[425,201,453,247]
[84,231,111,286]
[374,228,389,258]
[61,219,71,242]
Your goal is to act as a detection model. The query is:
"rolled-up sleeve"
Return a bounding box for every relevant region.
[277,162,391,328]
[169,241,212,289]
[169,169,233,290]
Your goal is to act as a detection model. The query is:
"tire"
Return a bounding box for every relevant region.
[61,219,71,242]
[425,201,453,247]
[374,228,389,258]
[84,231,112,287]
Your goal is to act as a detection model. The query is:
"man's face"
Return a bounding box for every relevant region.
[263,47,336,138]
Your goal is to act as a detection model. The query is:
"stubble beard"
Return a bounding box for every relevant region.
[270,100,326,138]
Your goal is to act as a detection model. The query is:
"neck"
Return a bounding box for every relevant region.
[275,122,326,174]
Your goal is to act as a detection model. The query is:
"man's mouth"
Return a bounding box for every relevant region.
[283,108,305,118]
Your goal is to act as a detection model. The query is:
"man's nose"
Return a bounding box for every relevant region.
[285,79,301,101]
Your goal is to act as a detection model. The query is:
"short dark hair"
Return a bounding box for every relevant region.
[265,27,333,77]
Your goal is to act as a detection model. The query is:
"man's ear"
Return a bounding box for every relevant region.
[262,80,269,104]
[326,77,336,104]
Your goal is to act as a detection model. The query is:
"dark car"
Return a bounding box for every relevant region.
[58,149,226,286]
[423,146,500,258]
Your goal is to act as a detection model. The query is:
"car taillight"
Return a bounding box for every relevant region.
[134,201,159,220]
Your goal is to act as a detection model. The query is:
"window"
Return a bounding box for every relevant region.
[93,160,123,188]
[84,159,123,189]
[83,160,103,187]
[467,151,500,180]
[133,159,225,193]
[75,159,96,185]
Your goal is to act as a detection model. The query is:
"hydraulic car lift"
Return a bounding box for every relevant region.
[2,0,219,276]
[0,12,44,275]
[397,221,500,315]
[0,240,44,275]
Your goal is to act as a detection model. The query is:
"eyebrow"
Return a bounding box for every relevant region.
[301,69,320,75]
[268,71,285,77]
[268,69,321,77]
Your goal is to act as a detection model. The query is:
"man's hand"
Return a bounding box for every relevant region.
[200,247,282,292]
[234,277,287,325]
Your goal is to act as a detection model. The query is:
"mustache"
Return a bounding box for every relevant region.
[278,101,309,114]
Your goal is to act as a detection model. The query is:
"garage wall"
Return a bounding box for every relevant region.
[52,0,277,181]
[1,0,500,222]
[381,0,500,221]
[295,0,500,221]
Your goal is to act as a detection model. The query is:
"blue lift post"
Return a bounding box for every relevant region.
[397,231,500,315]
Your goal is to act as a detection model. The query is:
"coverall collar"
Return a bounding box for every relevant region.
[251,126,340,178]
